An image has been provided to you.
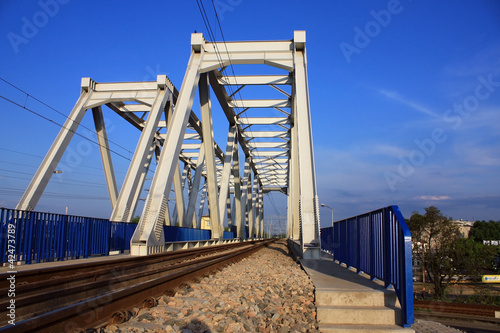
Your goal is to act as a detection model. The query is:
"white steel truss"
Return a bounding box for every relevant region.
[16,31,321,259]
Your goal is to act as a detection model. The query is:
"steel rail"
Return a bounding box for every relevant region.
[414,300,500,318]
[0,239,275,332]
[415,310,500,326]
[0,243,254,324]
[0,241,253,287]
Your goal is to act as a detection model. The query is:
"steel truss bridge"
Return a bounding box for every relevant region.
[16,31,321,258]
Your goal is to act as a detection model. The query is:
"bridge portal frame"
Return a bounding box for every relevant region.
[16,31,321,259]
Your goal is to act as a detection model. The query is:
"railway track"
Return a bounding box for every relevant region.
[414,300,500,318]
[415,299,500,331]
[0,239,276,332]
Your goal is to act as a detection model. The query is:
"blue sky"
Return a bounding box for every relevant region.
[0,1,499,230]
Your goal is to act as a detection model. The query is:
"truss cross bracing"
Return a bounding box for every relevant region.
[16,31,321,259]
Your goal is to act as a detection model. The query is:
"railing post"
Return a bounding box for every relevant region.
[390,205,414,327]
[356,216,361,273]
[36,212,43,263]
[369,212,375,280]
[383,207,392,288]
[84,217,91,258]
[15,210,23,264]
[23,211,31,264]
[59,214,68,261]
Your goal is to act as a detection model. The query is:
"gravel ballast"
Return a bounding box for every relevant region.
[104,240,319,332]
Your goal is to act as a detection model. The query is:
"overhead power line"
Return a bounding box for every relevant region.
[0,93,132,161]
[0,186,109,200]
[0,77,134,156]
[195,0,263,172]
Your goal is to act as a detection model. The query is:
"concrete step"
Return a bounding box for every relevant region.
[319,323,415,333]
[317,305,400,326]
[316,288,398,307]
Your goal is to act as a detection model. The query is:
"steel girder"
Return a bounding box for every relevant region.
[17,31,321,258]
[14,74,227,244]
[130,31,320,257]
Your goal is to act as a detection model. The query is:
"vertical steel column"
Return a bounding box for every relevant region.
[254,182,261,238]
[171,163,188,226]
[92,106,118,208]
[259,184,264,238]
[293,31,321,258]
[197,181,207,228]
[247,167,254,238]
[186,145,205,228]
[241,156,251,236]
[287,190,292,238]
[289,113,301,241]
[232,135,243,238]
[16,84,93,211]
[226,196,233,227]
[218,125,237,233]
[199,72,222,239]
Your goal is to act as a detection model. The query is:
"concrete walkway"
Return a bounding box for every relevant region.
[413,319,463,333]
[301,253,463,333]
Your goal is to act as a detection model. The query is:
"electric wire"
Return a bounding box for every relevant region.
[0,90,158,179]
[0,166,122,189]
[0,187,108,200]
[0,94,132,161]
[211,0,286,189]
[0,77,134,156]
[0,156,127,177]
[196,0,269,189]
[0,147,127,177]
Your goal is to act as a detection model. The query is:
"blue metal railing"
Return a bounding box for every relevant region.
[1,207,240,265]
[320,205,414,327]
[164,225,212,241]
[0,208,118,264]
[109,221,137,252]
[162,226,238,241]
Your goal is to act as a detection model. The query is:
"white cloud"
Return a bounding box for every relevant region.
[439,45,500,99]
[370,144,411,157]
[415,195,450,201]
[378,89,441,119]
[457,144,500,167]
[456,107,500,132]
[442,45,500,78]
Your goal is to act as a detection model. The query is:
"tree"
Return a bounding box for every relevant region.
[425,207,460,298]
[409,206,460,299]
[451,238,497,277]
[470,220,500,243]
[407,211,425,243]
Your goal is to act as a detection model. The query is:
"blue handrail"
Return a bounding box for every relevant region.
[0,208,132,264]
[1,207,239,265]
[320,205,414,327]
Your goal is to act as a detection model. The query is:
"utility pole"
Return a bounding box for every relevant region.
[321,203,334,226]
[422,243,426,299]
